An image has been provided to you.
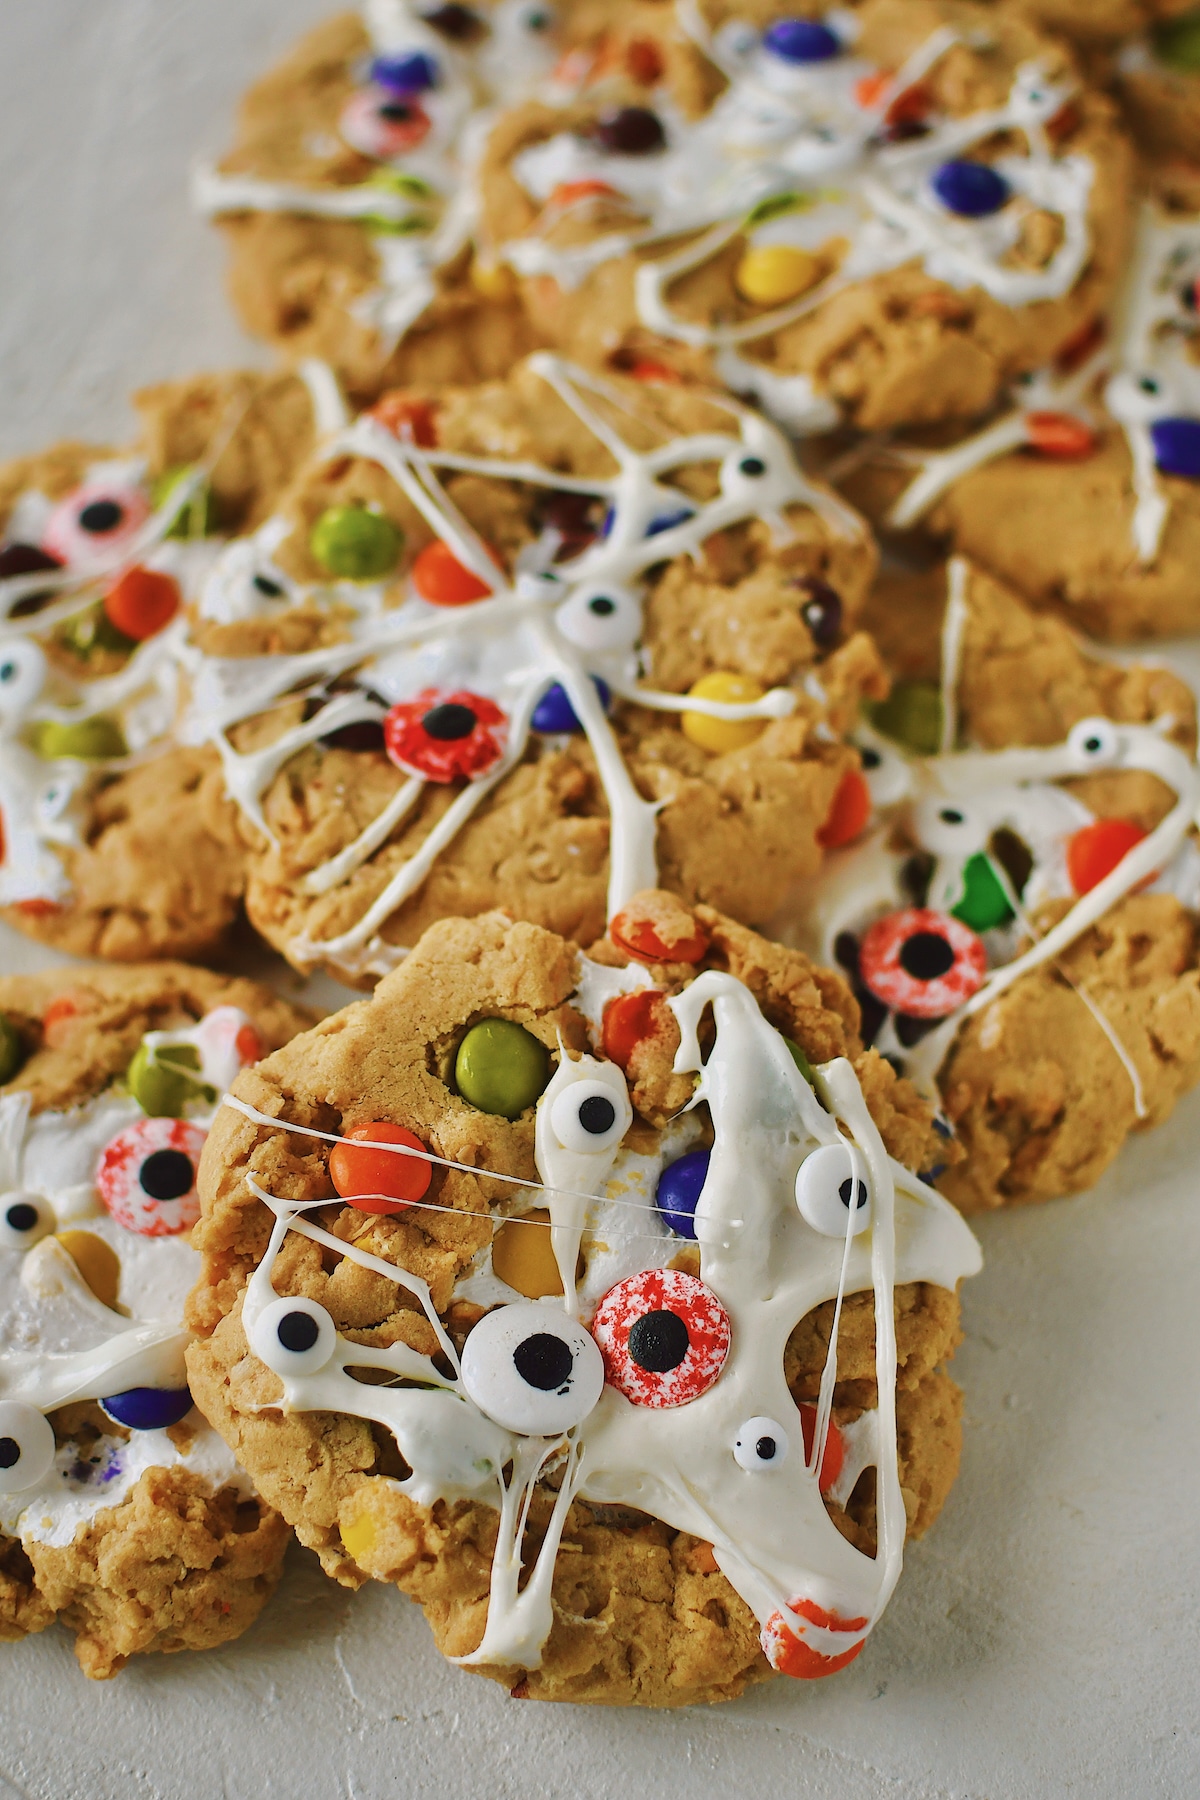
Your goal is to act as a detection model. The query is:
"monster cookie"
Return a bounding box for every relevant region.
[785,558,1200,1209]
[186,898,979,1705]
[0,961,313,1678]
[183,354,882,984]
[477,0,1132,432]
[195,5,569,398]
[0,365,349,958]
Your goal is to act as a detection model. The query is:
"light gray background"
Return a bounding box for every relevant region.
[0,7,1198,1797]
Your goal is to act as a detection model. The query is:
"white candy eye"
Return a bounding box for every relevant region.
[459,1302,604,1435]
[0,639,47,715]
[914,796,988,857]
[1066,717,1120,771]
[549,1076,632,1153]
[0,1402,55,1493]
[248,1295,338,1377]
[733,1416,791,1472]
[722,449,773,494]
[0,1191,55,1251]
[795,1142,870,1237]
[1104,370,1170,426]
[555,583,642,653]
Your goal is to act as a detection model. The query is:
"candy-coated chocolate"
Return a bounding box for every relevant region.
[1066,818,1147,896]
[329,1121,432,1211]
[150,466,218,538]
[1154,11,1200,71]
[56,1230,122,1311]
[531,677,610,734]
[735,245,822,307]
[491,1209,564,1298]
[103,566,181,641]
[99,1386,194,1431]
[601,988,674,1067]
[32,716,126,761]
[681,671,766,753]
[762,18,841,63]
[371,50,439,92]
[817,768,871,849]
[455,1018,551,1118]
[951,851,1014,932]
[870,680,943,755]
[1150,417,1200,480]
[654,1148,710,1238]
[931,159,1010,218]
[1024,411,1095,459]
[310,505,403,580]
[127,1040,206,1118]
[411,538,496,604]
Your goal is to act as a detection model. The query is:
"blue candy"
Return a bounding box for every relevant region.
[600,503,695,540]
[100,1386,194,1431]
[1151,416,1200,479]
[655,1148,711,1238]
[371,50,439,92]
[762,18,841,62]
[931,159,1011,218]
[532,677,611,734]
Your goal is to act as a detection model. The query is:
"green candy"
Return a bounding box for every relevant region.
[151,466,219,539]
[869,681,944,756]
[32,716,127,761]
[127,1041,207,1118]
[783,1035,818,1088]
[363,171,437,236]
[60,604,137,661]
[951,851,1013,933]
[310,506,403,580]
[0,1014,23,1086]
[455,1019,550,1120]
[1153,12,1200,72]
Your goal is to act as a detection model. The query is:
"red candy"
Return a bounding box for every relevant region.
[761,1598,869,1680]
[817,768,872,850]
[1024,411,1095,460]
[609,907,709,965]
[798,1403,845,1493]
[329,1122,432,1212]
[601,989,675,1068]
[369,393,438,447]
[591,1267,730,1407]
[96,1117,207,1236]
[103,566,181,640]
[384,688,508,783]
[859,907,987,1019]
[1066,818,1148,896]
[234,1023,264,1064]
[411,539,498,606]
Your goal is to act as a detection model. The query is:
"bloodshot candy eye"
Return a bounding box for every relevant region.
[339,88,432,159]
[591,1267,730,1407]
[42,475,150,567]
[858,908,987,1020]
[96,1118,206,1236]
[383,689,508,782]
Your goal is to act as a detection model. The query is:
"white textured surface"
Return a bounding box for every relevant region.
[1,7,1199,1797]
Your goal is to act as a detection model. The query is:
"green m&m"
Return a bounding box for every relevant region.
[127,1041,209,1117]
[150,466,219,539]
[783,1035,818,1088]
[310,506,403,580]
[455,1019,550,1119]
[0,1014,23,1086]
[869,681,944,757]
[1153,11,1200,72]
[951,850,1014,933]
[32,716,127,760]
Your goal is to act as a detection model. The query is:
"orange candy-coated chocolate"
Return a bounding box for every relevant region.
[103,566,181,640]
[1066,818,1147,896]
[817,768,872,849]
[329,1122,432,1212]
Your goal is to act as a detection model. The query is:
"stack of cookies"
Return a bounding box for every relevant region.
[0,0,1198,1706]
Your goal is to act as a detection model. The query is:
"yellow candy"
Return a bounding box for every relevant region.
[492,1209,564,1299]
[470,257,516,301]
[340,1511,379,1567]
[681,672,766,754]
[735,244,821,307]
[57,1231,121,1311]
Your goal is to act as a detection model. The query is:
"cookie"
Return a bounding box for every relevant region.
[0,961,314,1678]
[848,165,1200,641]
[1114,10,1200,161]
[782,558,1200,1209]
[477,0,1133,433]
[181,354,882,984]
[195,7,565,400]
[0,366,346,958]
[185,898,979,1705]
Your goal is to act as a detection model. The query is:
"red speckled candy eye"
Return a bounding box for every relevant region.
[761,1598,869,1680]
[383,687,508,783]
[96,1118,207,1237]
[43,477,150,568]
[858,908,986,1020]
[591,1267,730,1407]
[339,88,432,159]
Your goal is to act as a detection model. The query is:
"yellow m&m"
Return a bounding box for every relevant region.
[735,245,821,307]
[491,1209,564,1299]
[681,672,766,753]
[57,1230,122,1311]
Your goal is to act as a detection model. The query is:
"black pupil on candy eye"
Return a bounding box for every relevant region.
[739,457,766,476]
[78,500,123,534]
[138,1149,195,1201]
[0,1439,19,1470]
[627,1309,689,1373]
[380,101,416,122]
[253,574,284,597]
[513,1332,573,1391]
[1140,377,1160,395]
[588,596,616,616]
[578,1095,616,1135]
[838,1177,868,1211]
[422,703,477,740]
[278,1311,320,1354]
[898,932,955,982]
[755,1435,776,1461]
[859,748,881,769]
[5,1203,37,1233]
[1084,736,1102,754]
[0,664,15,684]
[939,809,964,825]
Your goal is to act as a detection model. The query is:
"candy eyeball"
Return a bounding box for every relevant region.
[548,1071,632,1154]
[1066,717,1121,772]
[913,796,988,858]
[0,1402,55,1494]
[0,638,47,720]
[96,1118,207,1237]
[721,448,772,495]
[248,1295,339,1378]
[592,1267,731,1408]
[42,476,150,568]
[1104,369,1171,427]
[555,583,642,653]
[0,1191,55,1251]
[459,1302,604,1435]
[339,88,432,160]
[733,1416,791,1472]
[795,1142,870,1237]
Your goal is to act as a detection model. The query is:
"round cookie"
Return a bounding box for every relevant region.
[0,961,313,1679]
[477,0,1133,432]
[196,6,565,400]
[0,366,348,958]
[185,897,979,1706]
[183,354,883,984]
[782,558,1200,1209]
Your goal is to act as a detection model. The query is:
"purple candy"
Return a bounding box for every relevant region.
[370,50,439,92]
[762,18,841,63]
[532,677,611,733]
[1151,416,1200,479]
[100,1386,194,1431]
[931,159,1010,218]
[655,1149,711,1239]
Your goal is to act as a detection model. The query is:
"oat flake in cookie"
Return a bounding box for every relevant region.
[186,898,979,1706]
[0,962,313,1679]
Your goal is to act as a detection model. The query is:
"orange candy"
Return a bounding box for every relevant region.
[817,768,872,849]
[369,393,437,447]
[765,1596,869,1679]
[627,358,681,384]
[1025,411,1096,459]
[854,72,890,109]
[329,1121,432,1212]
[625,37,664,84]
[234,1023,264,1064]
[103,566,181,640]
[609,909,709,966]
[549,179,618,209]
[601,989,674,1067]
[411,539,498,607]
[1066,818,1148,896]
[798,1403,845,1492]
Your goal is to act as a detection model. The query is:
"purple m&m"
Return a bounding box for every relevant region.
[931,159,1010,218]
[371,50,439,92]
[655,1148,711,1238]
[100,1386,194,1431]
[762,19,842,63]
[531,676,610,733]
[1150,417,1200,479]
